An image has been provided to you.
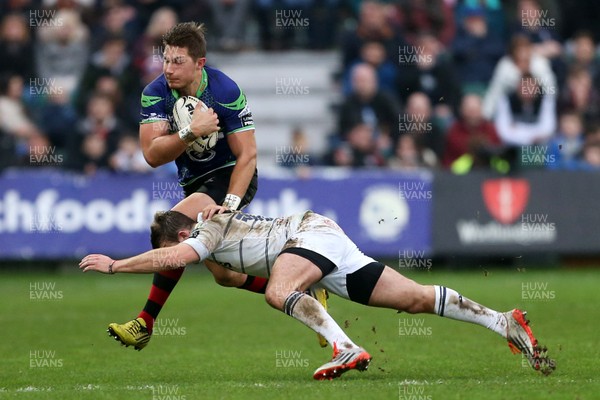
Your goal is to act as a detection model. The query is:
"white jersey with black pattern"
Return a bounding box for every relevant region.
[183,211,307,277]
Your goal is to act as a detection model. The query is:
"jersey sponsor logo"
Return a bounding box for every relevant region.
[482,179,529,225]
[234,213,274,222]
[238,105,254,127]
[141,94,164,107]
[141,112,166,120]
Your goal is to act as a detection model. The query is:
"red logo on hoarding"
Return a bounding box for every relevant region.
[482,179,530,224]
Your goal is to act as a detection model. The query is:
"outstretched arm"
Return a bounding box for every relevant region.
[79,243,200,274]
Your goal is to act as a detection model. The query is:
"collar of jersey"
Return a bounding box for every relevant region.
[171,68,208,100]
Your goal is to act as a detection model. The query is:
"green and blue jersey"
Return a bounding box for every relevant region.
[140,66,254,188]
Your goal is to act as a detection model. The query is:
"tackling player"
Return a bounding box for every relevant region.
[80,206,555,380]
[112,21,279,349]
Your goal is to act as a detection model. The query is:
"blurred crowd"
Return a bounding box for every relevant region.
[1,0,600,175]
[322,0,600,172]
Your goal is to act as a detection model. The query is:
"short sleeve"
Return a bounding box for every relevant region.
[182,219,225,261]
[218,87,255,135]
[140,83,169,125]
[182,238,210,261]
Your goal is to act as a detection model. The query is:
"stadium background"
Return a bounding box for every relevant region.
[3,0,600,263]
[1,1,599,399]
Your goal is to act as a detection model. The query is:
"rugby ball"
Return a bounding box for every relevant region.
[173,96,218,153]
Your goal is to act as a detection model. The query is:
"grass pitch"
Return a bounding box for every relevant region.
[0,266,598,399]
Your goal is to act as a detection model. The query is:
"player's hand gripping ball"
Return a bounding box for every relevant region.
[173,96,218,153]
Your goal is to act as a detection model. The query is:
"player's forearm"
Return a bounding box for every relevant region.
[143,134,188,167]
[111,252,172,274]
[227,153,256,199]
[112,246,192,274]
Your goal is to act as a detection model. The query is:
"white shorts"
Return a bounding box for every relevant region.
[283,212,377,300]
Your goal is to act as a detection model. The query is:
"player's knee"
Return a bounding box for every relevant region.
[264,286,285,310]
[402,285,430,314]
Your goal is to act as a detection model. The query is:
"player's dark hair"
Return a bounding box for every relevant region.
[162,22,207,59]
[150,211,196,249]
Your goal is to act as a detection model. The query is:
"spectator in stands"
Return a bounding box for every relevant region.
[396,32,460,115]
[546,111,585,169]
[342,41,398,96]
[279,127,316,178]
[388,133,436,170]
[89,75,138,130]
[0,73,55,168]
[0,13,34,79]
[110,134,153,174]
[564,31,600,85]
[344,123,385,167]
[401,91,445,160]
[483,34,556,119]
[451,6,505,95]
[38,78,79,151]
[494,72,556,146]
[442,93,502,171]
[338,63,399,157]
[453,0,507,40]
[25,133,56,168]
[133,7,178,87]
[323,141,354,167]
[90,0,140,51]
[392,0,455,47]
[576,134,600,170]
[558,65,600,128]
[34,9,89,100]
[341,0,405,69]
[77,34,140,122]
[68,93,121,174]
[77,133,110,175]
[0,73,43,143]
[510,0,562,62]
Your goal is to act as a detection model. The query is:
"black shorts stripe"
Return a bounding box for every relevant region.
[238,238,245,274]
[264,221,276,277]
[346,262,385,305]
[278,247,336,277]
